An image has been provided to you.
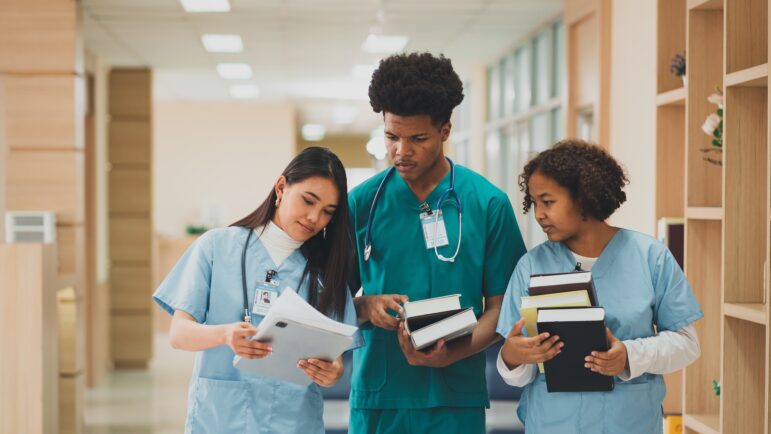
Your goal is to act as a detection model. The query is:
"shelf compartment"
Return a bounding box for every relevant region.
[725,0,767,74]
[657,87,687,106]
[656,106,686,220]
[722,318,766,433]
[658,0,687,94]
[723,302,766,325]
[725,63,768,88]
[686,8,724,208]
[683,220,722,420]
[683,413,720,434]
[686,207,723,220]
[723,87,768,304]
[687,0,722,11]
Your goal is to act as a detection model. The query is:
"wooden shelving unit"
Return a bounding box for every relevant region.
[657,0,770,432]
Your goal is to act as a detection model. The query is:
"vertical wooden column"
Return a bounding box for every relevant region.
[108,69,153,368]
[0,1,85,433]
[564,0,612,149]
[0,244,60,434]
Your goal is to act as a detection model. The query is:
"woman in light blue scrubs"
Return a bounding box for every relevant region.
[153,147,361,434]
[497,140,703,433]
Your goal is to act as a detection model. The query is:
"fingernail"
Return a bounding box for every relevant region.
[584,364,590,368]
[591,352,597,356]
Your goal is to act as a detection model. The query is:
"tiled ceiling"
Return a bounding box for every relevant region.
[82,0,563,134]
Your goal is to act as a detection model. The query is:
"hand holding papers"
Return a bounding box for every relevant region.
[233,287,357,386]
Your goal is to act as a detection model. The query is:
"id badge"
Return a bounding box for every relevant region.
[420,211,449,249]
[252,287,278,316]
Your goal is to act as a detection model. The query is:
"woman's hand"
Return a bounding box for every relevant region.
[354,294,409,329]
[223,322,272,359]
[584,328,628,376]
[500,318,562,369]
[298,356,344,387]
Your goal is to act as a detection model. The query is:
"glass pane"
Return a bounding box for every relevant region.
[514,46,531,113]
[502,54,516,117]
[533,29,553,105]
[529,111,551,152]
[485,131,502,185]
[554,21,565,98]
[551,107,564,142]
[487,65,501,120]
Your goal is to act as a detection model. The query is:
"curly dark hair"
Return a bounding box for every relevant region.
[368,52,464,125]
[519,139,629,221]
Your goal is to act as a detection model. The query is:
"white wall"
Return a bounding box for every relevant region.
[608,0,657,235]
[153,102,296,236]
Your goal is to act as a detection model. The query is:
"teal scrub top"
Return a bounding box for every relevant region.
[153,227,362,434]
[349,164,527,409]
[497,229,703,434]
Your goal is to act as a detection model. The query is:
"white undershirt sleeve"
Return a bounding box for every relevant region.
[496,347,538,387]
[618,323,700,381]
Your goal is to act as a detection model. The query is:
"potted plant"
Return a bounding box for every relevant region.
[701,87,723,166]
[670,52,686,86]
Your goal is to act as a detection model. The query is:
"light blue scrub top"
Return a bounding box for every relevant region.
[497,229,703,434]
[153,227,362,434]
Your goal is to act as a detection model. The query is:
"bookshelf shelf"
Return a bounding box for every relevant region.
[685,207,723,220]
[683,413,720,434]
[657,87,686,106]
[725,64,768,88]
[722,302,766,325]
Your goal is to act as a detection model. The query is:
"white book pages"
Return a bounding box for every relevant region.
[410,308,477,350]
[537,307,605,323]
[256,287,357,338]
[529,272,592,288]
[402,294,461,318]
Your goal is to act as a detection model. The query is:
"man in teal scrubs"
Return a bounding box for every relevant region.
[348,52,527,433]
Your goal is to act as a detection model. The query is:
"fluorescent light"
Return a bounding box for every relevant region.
[332,105,360,125]
[180,0,230,13]
[361,34,408,54]
[302,124,326,142]
[202,34,243,53]
[229,84,259,99]
[352,64,378,80]
[216,63,253,79]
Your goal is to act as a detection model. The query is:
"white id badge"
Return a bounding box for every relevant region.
[420,211,449,249]
[252,288,278,316]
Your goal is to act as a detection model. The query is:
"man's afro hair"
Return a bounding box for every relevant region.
[368,52,464,125]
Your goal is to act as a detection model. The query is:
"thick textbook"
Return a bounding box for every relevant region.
[536,307,614,392]
[233,287,357,386]
[402,294,477,350]
[528,271,599,306]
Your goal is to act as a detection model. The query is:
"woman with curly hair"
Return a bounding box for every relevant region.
[495,140,702,433]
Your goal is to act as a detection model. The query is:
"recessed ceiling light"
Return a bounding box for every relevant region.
[332,105,360,125]
[216,63,253,79]
[180,0,230,13]
[361,34,408,54]
[202,34,243,53]
[229,84,259,99]
[302,124,326,141]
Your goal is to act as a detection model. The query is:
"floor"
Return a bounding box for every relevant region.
[84,334,524,433]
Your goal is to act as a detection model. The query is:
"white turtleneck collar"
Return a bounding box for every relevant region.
[257,221,303,266]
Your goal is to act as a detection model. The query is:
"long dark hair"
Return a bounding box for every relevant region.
[231,147,350,318]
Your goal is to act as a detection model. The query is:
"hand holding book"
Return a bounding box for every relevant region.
[500,318,563,370]
[583,327,628,377]
[397,321,451,368]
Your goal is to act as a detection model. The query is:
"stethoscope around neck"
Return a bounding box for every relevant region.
[364,157,463,263]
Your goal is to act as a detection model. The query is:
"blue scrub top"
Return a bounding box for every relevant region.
[349,164,527,409]
[153,227,362,434]
[497,228,703,434]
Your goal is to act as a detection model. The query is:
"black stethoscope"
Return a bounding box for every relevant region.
[363,157,463,263]
[240,229,278,324]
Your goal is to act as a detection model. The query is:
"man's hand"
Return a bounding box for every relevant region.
[355,294,409,330]
[584,328,628,377]
[396,321,451,368]
[499,318,562,369]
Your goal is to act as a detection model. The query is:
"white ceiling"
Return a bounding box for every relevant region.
[81,0,563,134]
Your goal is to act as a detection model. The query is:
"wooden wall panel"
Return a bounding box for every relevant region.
[109,169,151,215]
[6,150,84,224]
[108,120,151,165]
[3,75,84,150]
[109,217,151,264]
[108,70,151,118]
[110,312,152,366]
[0,2,80,74]
[110,265,152,311]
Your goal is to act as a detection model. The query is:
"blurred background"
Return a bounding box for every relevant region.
[0,0,711,433]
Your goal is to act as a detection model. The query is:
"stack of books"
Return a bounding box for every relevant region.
[402,294,477,350]
[521,271,613,392]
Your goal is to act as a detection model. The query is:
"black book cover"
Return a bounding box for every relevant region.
[537,309,614,393]
[405,308,464,332]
